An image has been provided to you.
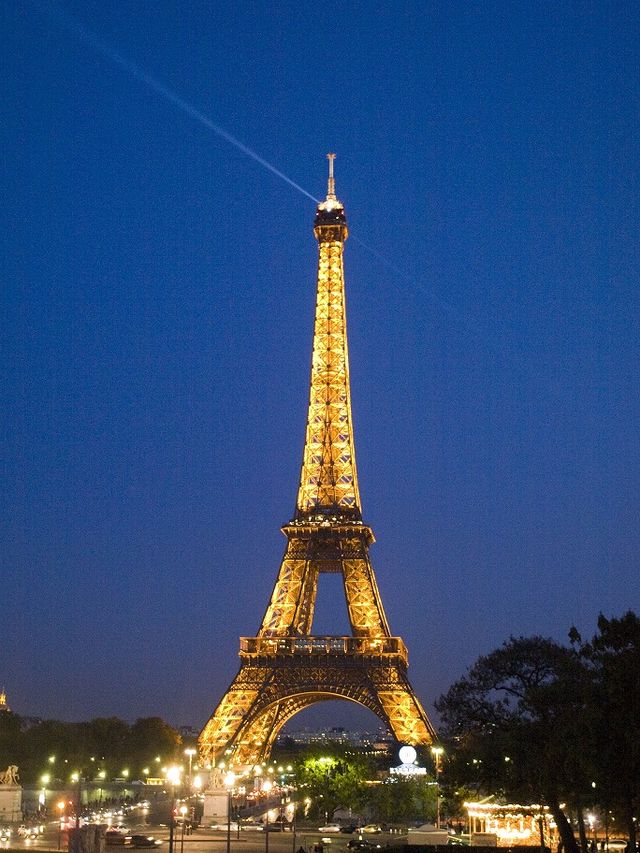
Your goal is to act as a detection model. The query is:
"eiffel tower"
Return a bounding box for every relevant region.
[199,156,435,767]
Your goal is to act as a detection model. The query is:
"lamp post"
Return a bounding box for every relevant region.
[224,772,236,853]
[166,766,182,853]
[431,746,444,829]
[184,749,196,791]
[57,801,65,850]
[71,772,81,829]
[291,800,297,853]
[263,780,273,853]
[179,805,188,853]
[40,774,50,815]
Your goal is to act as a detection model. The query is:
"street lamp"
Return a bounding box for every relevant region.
[70,772,81,828]
[184,749,196,789]
[57,801,65,850]
[179,805,188,853]
[224,772,236,853]
[431,746,444,829]
[40,774,50,813]
[262,780,273,853]
[166,766,182,853]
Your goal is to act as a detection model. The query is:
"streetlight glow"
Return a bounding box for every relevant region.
[166,766,182,786]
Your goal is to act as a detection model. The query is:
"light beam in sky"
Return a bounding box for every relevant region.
[34,2,518,363]
[36,1,320,204]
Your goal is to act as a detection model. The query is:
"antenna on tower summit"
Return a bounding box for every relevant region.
[327,152,336,200]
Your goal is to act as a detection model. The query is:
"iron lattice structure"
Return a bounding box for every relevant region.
[200,156,436,767]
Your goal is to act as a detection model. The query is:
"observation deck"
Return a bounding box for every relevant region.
[239,635,408,667]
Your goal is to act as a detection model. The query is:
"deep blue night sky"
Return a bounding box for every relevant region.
[2,1,639,731]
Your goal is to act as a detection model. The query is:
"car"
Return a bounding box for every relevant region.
[318,825,342,833]
[105,830,131,846]
[340,826,357,834]
[361,825,383,834]
[130,836,162,848]
[21,828,41,841]
[210,824,240,832]
[17,825,43,839]
[447,836,470,846]
[0,827,11,841]
[347,842,382,851]
[605,841,627,852]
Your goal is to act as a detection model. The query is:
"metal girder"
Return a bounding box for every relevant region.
[259,529,389,638]
[296,236,360,517]
[199,658,436,766]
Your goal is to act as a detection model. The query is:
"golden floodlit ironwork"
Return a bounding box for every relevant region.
[199,155,436,766]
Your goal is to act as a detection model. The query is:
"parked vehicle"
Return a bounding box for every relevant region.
[106,830,131,846]
[605,841,627,852]
[130,835,162,848]
[318,825,341,833]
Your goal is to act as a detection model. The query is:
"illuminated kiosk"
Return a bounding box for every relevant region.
[465,801,559,848]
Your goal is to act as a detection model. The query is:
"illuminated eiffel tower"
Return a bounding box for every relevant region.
[199,156,435,767]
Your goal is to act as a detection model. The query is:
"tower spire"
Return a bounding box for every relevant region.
[327,152,336,200]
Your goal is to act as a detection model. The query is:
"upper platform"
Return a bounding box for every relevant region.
[314,153,348,242]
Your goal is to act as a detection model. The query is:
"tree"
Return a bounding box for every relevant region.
[126,717,182,767]
[294,745,372,820]
[0,710,23,769]
[436,636,595,853]
[368,775,437,823]
[3,715,181,783]
[574,612,640,852]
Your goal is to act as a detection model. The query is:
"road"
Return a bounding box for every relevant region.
[10,821,402,853]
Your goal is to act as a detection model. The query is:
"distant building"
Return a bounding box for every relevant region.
[276,725,393,752]
[179,725,199,740]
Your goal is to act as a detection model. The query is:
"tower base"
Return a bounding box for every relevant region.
[0,785,22,822]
